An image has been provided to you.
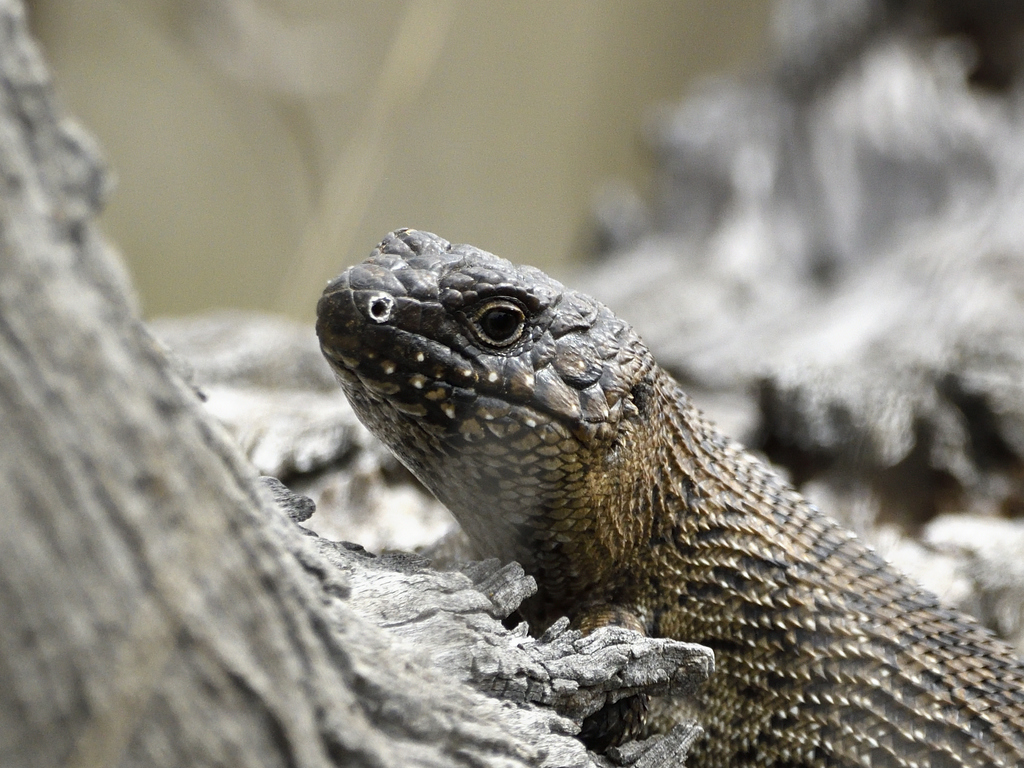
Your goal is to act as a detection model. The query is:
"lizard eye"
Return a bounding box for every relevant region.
[470,300,526,348]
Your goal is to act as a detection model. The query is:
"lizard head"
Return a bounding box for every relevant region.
[316,229,655,585]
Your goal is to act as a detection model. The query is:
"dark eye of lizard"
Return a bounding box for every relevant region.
[469,299,526,348]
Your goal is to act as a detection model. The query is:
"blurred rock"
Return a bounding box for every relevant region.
[151,312,455,551]
[152,310,338,391]
[877,514,1024,654]
[771,0,1024,92]
[923,515,1024,652]
[589,179,651,257]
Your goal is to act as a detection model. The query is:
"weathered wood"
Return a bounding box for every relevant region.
[317,543,712,713]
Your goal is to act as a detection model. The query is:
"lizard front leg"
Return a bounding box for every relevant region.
[574,603,652,750]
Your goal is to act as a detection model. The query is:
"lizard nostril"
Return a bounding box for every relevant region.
[367,294,394,323]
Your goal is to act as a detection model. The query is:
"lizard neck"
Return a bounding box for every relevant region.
[513,367,686,627]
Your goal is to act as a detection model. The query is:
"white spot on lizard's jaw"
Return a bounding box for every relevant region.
[382,361,396,375]
[415,351,425,362]
[441,403,456,419]
[409,374,427,389]
[487,371,499,383]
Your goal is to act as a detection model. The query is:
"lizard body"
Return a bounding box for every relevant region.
[316,229,1024,767]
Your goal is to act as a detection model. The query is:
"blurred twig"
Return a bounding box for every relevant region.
[273,0,455,316]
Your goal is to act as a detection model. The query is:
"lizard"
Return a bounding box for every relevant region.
[315,228,1024,768]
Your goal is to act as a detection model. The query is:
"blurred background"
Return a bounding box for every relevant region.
[28,0,769,319]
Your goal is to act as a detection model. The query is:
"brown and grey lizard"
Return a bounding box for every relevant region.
[315,229,1024,767]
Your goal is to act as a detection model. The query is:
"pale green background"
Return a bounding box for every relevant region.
[30,1,768,319]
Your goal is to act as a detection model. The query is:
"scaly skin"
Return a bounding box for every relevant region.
[316,229,1024,768]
